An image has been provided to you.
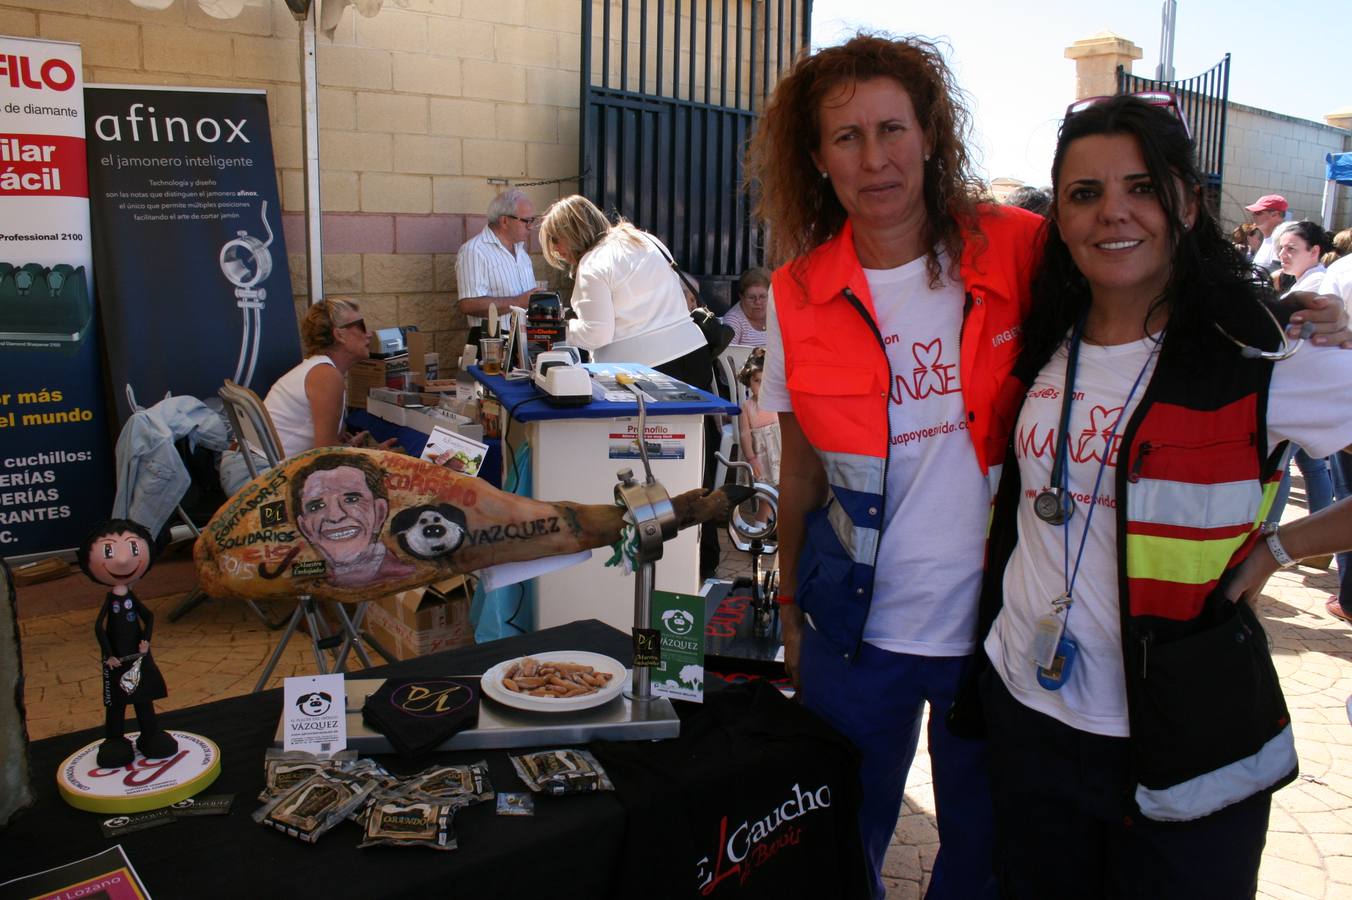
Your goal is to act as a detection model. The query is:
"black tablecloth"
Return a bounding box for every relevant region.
[1,620,867,899]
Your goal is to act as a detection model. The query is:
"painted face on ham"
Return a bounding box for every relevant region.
[295,465,389,565]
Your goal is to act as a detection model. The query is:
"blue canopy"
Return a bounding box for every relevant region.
[1328,152,1352,186]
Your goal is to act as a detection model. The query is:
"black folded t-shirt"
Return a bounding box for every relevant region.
[361,677,480,758]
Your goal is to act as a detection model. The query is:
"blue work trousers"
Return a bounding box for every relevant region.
[799,626,996,900]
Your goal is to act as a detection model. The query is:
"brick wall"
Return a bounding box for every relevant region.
[9,0,787,363]
[1220,102,1352,234]
[2,1,594,360]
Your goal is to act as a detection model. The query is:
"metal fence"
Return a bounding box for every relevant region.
[1119,54,1231,212]
[580,0,812,293]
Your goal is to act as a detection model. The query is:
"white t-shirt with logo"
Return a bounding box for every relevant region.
[762,255,990,656]
[986,334,1352,737]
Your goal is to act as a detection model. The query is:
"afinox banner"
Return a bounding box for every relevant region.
[0,37,114,558]
[84,85,299,426]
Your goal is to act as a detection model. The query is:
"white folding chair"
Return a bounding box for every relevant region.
[217,380,394,691]
[712,346,754,489]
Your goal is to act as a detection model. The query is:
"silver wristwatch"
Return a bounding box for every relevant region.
[1261,522,1296,568]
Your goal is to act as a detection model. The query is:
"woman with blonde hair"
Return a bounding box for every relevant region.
[538,194,711,389]
[217,298,391,494]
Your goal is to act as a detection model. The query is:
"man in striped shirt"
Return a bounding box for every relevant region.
[456,189,539,336]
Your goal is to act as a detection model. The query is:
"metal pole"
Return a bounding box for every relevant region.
[1156,0,1176,83]
[632,561,654,700]
[300,2,324,303]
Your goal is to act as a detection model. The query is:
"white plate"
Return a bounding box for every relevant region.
[480,650,628,712]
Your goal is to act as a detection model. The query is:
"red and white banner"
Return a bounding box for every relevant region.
[0,38,89,254]
[0,36,114,558]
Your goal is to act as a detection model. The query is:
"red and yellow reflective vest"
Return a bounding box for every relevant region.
[980,321,1296,822]
[771,204,1044,659]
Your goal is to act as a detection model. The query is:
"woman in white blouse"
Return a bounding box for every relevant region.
[538,195,711,389]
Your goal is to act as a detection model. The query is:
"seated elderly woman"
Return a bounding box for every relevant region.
[722,267,772,347]
[218,298,391,495]
[537,194,712,390]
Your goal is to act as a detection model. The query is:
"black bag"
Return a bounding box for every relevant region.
[691,306,735,357]
[638,232,733,355]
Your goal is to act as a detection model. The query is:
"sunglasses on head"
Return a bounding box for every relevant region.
[1065,90,1192,140]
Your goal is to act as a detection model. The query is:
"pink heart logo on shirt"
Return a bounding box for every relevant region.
[911,339,947,399]
[1075,404,1124,463]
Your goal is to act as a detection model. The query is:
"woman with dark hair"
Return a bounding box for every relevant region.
[1277,220,1330,295]
[974,94,1352,897]
[1266,220,1337,544]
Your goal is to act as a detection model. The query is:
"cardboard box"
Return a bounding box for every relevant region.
[399,331,436,387]
[347,354,409,404]
[365,576,474,660]
[404,406,485,442]
[346,329,427,404]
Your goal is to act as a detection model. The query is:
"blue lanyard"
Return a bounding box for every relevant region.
[1058,329,1161,614]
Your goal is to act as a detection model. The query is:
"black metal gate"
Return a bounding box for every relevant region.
[1118,54,1230,211]
[580,0,812,301]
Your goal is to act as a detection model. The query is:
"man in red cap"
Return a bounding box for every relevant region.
[1245,193,1289,273]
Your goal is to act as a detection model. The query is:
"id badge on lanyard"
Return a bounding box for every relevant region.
[1030,597,1069,669]
[1029,323,1159,692]
[1030,595,1078,690]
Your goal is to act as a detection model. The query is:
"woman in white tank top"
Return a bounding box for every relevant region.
[218,298,388,495]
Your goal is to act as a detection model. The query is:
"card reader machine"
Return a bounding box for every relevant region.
[532,347,592,406]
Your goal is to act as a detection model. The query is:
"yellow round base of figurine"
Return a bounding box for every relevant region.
[57,730,221,813]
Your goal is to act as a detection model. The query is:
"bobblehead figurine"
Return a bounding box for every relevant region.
[78,519,179,768]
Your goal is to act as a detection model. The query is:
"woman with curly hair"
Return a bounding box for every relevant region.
[745,33,1350,900]
[745,33,1042,899]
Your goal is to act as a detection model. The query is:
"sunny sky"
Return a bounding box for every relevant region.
[811,0,1351,187]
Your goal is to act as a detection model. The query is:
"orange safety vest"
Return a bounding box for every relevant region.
[772,204,1043,659]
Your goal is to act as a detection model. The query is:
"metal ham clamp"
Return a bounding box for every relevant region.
[612,373,680,702]
[715,452,779,639]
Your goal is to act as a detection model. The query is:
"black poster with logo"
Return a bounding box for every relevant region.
[84,86,299,424]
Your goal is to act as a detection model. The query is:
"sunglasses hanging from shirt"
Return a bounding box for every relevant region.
[1030,319,1161,690]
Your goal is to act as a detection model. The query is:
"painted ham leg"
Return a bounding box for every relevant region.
[194,447,741,605]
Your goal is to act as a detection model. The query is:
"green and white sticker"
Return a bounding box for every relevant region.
[649,590,705,703]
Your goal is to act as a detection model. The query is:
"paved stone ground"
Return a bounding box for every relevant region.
[17,507,1352,898]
